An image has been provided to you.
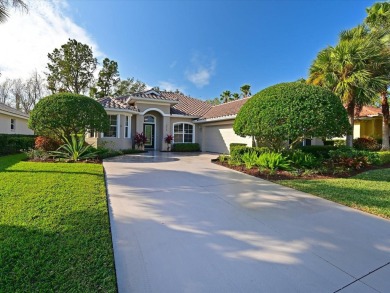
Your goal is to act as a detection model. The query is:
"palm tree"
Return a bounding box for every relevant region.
[219,90,232,103]
[365,2,390,150]
[240,84,251,98]
[308,27,389,147]
[232,93,240,100]
[0,0,27,22]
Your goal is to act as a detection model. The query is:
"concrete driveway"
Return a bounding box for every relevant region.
[104,152,390,293]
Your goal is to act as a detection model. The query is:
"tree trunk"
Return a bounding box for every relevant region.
[381,91,390,151]
[346,101,355,147]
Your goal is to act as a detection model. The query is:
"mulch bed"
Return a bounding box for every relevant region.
[213,160,390,181]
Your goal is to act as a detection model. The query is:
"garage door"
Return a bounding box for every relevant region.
[203,125,252,153]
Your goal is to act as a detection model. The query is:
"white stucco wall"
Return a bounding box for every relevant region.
[0,113,33,135]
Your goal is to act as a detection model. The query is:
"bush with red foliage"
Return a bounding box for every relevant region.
[35,136,60,151]
[353,136,381,151]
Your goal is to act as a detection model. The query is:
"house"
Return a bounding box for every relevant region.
[354,106,385,140]
[0,102,33,135]
[88,90,251,153]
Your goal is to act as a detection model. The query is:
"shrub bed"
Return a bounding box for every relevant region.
[378,151,390,165]
[172,143,200,152]
[0,134,35,155]
[353,137,381,151]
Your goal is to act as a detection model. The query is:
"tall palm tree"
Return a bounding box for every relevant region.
[0,0,27,23]
[240,84,251,98]
[365,2,390,150]
[220,90,232,103]
[308,27,388,147]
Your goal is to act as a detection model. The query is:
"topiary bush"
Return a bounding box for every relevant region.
[0,134,35,155]
[233,82,351,151]
[29,92,109,142]
[353,137,381,151]
[172,143,200,152]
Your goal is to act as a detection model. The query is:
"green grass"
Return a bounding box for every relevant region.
[0,154,117,292]
[279,168,390,219]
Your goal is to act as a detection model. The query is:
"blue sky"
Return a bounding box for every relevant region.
[1,0,378,100]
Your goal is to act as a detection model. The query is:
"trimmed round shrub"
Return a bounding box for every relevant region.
[29,93,109,142]
[233,82,351,151]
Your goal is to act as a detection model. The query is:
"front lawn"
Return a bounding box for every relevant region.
[278,168,390,219]
[0,154,117,292]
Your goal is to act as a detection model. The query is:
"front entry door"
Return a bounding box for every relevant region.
[143,124,155,149]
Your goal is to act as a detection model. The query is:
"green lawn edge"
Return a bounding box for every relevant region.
[0,154,117,292]
[278,168,390,219]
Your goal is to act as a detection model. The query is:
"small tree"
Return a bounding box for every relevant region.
[29,93,108,141]
[233,82,351,151]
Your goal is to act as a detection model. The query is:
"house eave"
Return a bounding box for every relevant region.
[128,97,179,105]
[0,109,29,120]
[194,115,237,124]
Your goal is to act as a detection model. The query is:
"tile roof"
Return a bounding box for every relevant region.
[356,106,382,118]
[0,102,29,118]
[131,90,179,101]
[98,96,139,111]
[198,98,250,120]
[168,93,212,116]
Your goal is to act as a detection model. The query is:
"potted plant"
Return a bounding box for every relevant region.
[164,134,173,151]
[134,132,147,150]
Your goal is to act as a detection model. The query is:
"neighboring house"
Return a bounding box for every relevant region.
[0,103,33,135]
[88,90,252,153]
[354,106,385,140]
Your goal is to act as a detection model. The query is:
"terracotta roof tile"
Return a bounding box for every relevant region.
[199,98,250,120]
[356,106,382,118]
[132,90,178,101]
[167,93,212,116]
[97,96,139,111]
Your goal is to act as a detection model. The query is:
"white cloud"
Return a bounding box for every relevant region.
[158,81,185,92]
[0,0,103,79]
[185,53,216,88]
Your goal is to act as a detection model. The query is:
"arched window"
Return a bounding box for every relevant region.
[173,123,194,143]
[144,115,155,123]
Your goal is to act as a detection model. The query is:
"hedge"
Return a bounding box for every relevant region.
[0,134,35,155]
[172,143,200,152]
[298,145,339,159]
[378,151,390,165]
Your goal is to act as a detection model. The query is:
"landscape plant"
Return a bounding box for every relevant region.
[50,135,97,162]
[256,152,290,173]
[353,136,381,151]
[233,82,351,151]
[29,92,109,142]
[134,132,147,149]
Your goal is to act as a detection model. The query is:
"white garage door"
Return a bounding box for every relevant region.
[203,124,252,153]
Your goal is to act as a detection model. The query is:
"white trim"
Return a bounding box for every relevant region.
[141,108,168,116]
[128,97,178,106]
[172,122,195,144]
[170,114,200,119]
[116,114,120,138]
[0,109,29,120]
[104,108,139,115]
[194,115,237,124]
[124,115,131,138]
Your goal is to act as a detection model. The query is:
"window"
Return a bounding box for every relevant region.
[173,123,194,143]
[10,119,15,131]
[124,116,130,138]
[104,115,118,137]
[144,115,155,123]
